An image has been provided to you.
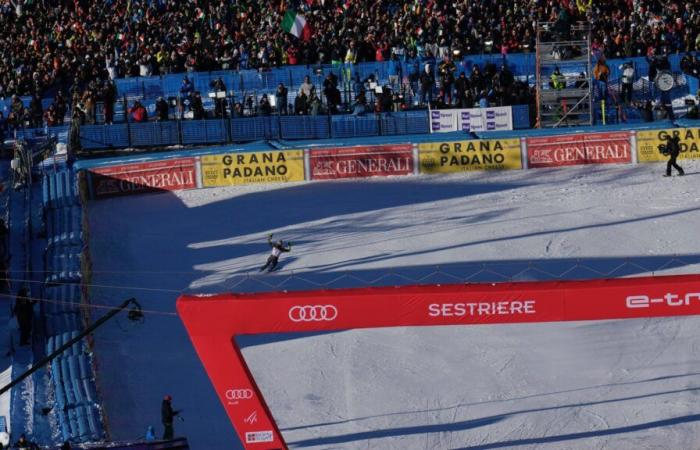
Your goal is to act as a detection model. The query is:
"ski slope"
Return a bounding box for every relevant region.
[86,160,700,449]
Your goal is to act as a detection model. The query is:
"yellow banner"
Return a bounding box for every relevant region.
[201,150,305,186]
[418,139,522,173]
[636,128,700,162]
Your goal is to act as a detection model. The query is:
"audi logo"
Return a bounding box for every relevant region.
[288,305,338,322]
[225,389,253,400]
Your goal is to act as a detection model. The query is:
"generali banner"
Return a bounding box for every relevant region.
[430,106,513,133]
[527,132,632,168]
[89,158,197,198]
[309,145,413,180]
[178,274,700,449]
[636,128,700,163]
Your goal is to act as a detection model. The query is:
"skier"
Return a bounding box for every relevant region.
[661,134,684,177]
[161,395,180,440]
[259,234,292,273]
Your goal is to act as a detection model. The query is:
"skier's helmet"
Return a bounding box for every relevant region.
[164,395,172,401]
[277,240,283,246]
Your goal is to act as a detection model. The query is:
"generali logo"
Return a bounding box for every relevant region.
[626,292,700,309]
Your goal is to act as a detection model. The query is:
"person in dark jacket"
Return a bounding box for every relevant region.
[14,433,38,449]
[419,64,435,106]
[662,134,684,177]
[13,288,35,346]
[191,92,205,120]
[161,395,180,440]
[155,97,169,121]
[259,234,292,272]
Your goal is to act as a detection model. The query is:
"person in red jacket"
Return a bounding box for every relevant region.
[129,100,148,123]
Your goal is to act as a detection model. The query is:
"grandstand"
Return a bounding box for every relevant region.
[0,0,699,448]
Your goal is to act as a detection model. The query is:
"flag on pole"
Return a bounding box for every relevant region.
[281,9,310,40]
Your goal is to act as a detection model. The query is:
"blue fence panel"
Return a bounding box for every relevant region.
[331,115,379,138]
[129,122,179,147]
[379,111,430,135]
[180,119,228,145]
[80,124,129,150]
[231,116,280,141]
[512,105,530,129]
[280,115,330,140]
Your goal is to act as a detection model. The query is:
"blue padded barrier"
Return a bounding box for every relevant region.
[78,355,91,380]
[58,410,70,442]
[231,116,280,141]
[75,406,90,440]
[279,116,330,140]
[85,405,102,440]
[331,115,379,138]
[129,121,179,147]
[82,379,97,404]
[181,119,228,144]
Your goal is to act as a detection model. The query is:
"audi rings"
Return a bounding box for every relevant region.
[226,389,253,401]
[288,305,338,322]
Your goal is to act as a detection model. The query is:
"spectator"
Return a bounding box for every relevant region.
[295,92,309,115]
[387,54,401,89]
[419,64,435,106]
[323,72,340,114]
[276,83,289,115]
[129,101,148,123]
[299,76,314,99]
[211,77,227,118]
[259,95,272,116]
[43,104,58,128]
[191,92,205,120]
[102,80,117,125]
[593,59,610,100]
[29,94,43,128]
[155,97,170,122]
[13,433,38,450]
[619,62,636,104]
[438,57,456,105]
[352,89,368,116]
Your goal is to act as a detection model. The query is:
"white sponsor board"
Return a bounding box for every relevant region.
[429,106,513,133]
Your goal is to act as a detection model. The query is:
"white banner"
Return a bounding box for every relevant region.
[430,107,513,133]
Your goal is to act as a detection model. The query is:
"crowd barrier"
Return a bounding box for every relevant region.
[77,123,700,200]
[75,107,530,151]
[40,167,106,444]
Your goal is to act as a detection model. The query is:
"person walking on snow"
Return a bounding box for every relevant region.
[260,234,292,272]
[662,134,684,177]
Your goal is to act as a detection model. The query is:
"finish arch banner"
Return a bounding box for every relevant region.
[177,274,700,449]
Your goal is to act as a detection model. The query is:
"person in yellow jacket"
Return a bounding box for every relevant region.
[550,67,565,90]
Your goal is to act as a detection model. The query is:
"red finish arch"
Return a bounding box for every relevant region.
[177,274,700,449]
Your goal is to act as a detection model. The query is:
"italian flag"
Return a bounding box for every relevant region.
[282,9,311,40]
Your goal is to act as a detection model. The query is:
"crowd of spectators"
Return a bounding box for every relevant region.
[0,0,698,100]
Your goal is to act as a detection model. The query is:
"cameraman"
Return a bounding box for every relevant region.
[661,134,684,177]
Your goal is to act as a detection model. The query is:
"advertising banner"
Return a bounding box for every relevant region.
[309,145,413,180]
[90,158,197,198]
[201,150,304,187]
[178,274,700,449]
[636,128,700,162]
[418,139,521,173]
[430,107,513,133]
[527,132,632,168]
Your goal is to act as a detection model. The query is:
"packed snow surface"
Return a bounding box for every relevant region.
[87,161,700,449]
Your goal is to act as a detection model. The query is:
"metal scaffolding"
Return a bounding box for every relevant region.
[536,22,593,127]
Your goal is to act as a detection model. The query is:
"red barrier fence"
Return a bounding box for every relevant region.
[309,145,413,180]
[527,132,632,168]
[177,274,700,449]
[90,158,197,198]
